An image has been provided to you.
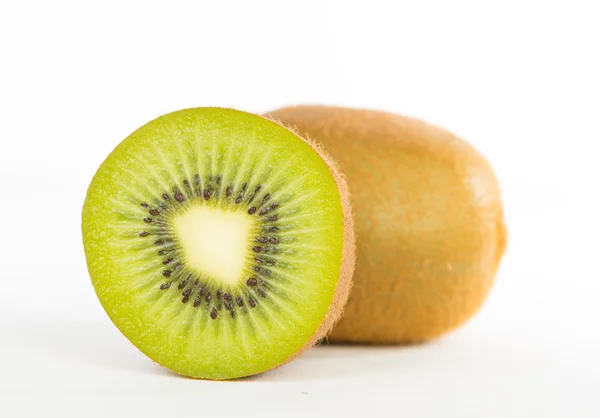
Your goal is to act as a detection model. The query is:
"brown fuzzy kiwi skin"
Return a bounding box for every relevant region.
[265,106,506,344]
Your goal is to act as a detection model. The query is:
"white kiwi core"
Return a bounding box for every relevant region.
[174,205,254,285]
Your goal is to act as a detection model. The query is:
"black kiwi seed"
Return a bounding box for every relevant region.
[268,237,279,244]
[149,209,160,216]
[178,279,187,290]
[162,258,173,265]
[257,237,267,243]
[258,208,268,216]
[247,278,258,286]
[226,186,232,197]
[248,207,257,215]
[262,193,271,202]
[162,270,172,278]
[160,283,170,290]
[258,289,267,298]
[182,288,192,297]
[254,257,264,263]
[193,298,201,307]
[141,203,149,208]
[248,298,257,308]
[241,182,247,191]
[262,269,272,276]
[224,301,232,310]
[215,175,222,185]
[182,296,190,303]
[270,202,279,209]
[266,259,275,266]
[162,193,169,200]
[267,215,278,221]
[155,239,164,245]
[143,218,153,223]
[210,308,218,319]
[174,192,184,202]
[203,189,211,200]
[269,226,279,232]
[235,194,243,204]
[157,250,167,255]
[223,293,232,302]
[216,289,222,299]
[252,246,263,253]
[236,297,243,307]
[139,231,149,237]
[255,184,262,193]
[206,292,212,302]
[199,287,205,296]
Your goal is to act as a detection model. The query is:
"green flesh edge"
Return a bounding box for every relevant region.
[82,108,345,379]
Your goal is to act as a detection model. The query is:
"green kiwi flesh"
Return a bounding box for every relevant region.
[82,108,351,379]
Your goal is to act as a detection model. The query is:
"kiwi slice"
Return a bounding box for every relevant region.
[82,108,354,379]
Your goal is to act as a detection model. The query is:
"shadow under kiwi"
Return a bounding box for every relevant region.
[6,319,178,378]
[243,338,448,382]
[7,320,453,382]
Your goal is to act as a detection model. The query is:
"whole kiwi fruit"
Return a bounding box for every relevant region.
[82,107,355,379]
[266,105,506,343]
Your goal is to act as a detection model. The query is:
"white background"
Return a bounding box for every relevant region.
[1,0,599,416]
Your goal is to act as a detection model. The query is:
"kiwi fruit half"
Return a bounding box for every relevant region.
[82,108,354,379]
[267,105,506,344]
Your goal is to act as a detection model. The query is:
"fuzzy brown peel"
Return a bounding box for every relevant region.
[266,105,506,344]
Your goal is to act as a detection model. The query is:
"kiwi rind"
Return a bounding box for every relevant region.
[267,105,506,344]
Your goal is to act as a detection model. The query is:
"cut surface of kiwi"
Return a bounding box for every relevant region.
[82,108,354,379]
